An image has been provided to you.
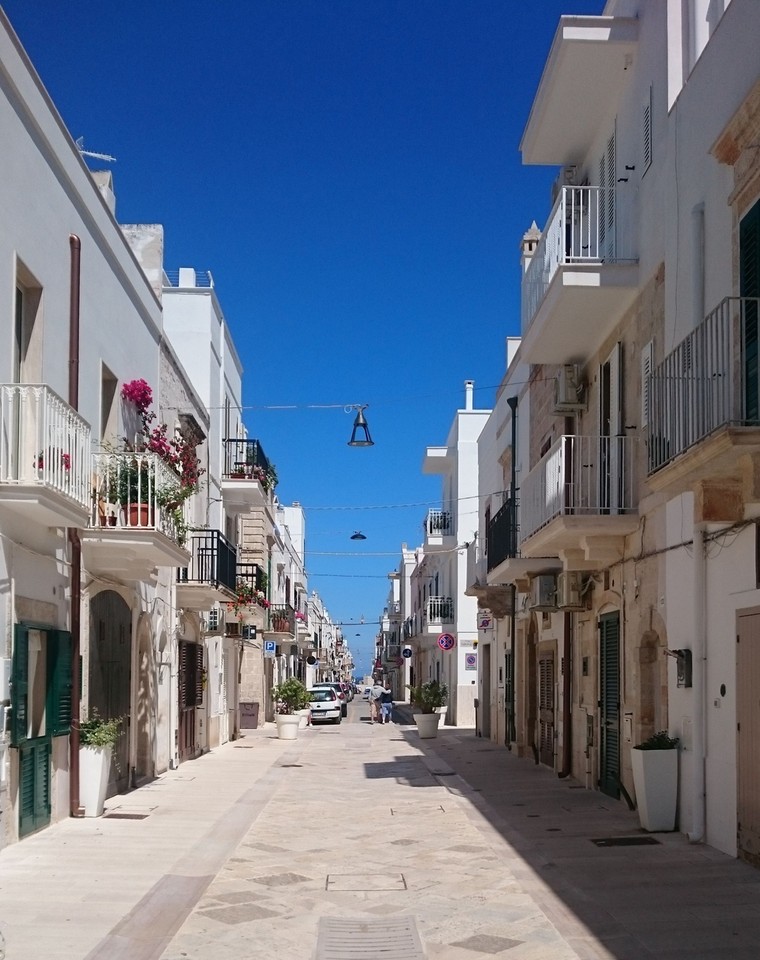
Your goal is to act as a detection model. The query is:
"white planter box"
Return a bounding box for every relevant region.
[79,744,112,817]
[414,713,441,739]
[275,714,301,740]
[631,747,678,831]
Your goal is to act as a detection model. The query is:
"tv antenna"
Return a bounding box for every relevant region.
[75,136,116,163]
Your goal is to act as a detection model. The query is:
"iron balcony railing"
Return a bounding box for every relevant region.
[0,383,91,510]
[520,435,637,543]
[178,530,237,591]
[522,185,638,336]
[90,451,187,542]
[237,561,266,595]
[425,509,453,537]
[222,438,274,488]
[163,269,213,288]
[648,297,760,473]
[425,596,454,624]
[487,496,518,571]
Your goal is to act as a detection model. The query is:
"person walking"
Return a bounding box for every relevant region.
[370,681,390,723]
[379,687,394,724]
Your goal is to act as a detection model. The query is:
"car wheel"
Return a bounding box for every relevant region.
[334,716,341,724]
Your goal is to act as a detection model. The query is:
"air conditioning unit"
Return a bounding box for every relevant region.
[554,364,586,412]
[529,574,557,612]
[551,164,578,202]
[557,571,586,611]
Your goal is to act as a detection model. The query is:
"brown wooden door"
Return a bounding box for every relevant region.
[538,650,555,767]
[737,610,760,863]
[178,641,203,762]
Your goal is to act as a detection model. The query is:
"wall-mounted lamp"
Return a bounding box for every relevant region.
[347,405,374,446]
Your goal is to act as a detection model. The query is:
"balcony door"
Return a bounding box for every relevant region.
[741,198,760,423]
[599,342,623,514]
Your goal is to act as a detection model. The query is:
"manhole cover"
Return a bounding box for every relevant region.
[326,874,407,892]
[316,916,424,959]
[591,836,660,847]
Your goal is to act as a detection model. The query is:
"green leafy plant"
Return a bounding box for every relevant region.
[79,709,124,747]
[634,730,679,750]
[272,677,311,715]
[408,679,448,714]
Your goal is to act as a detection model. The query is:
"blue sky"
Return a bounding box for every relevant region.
[3,0,603,675]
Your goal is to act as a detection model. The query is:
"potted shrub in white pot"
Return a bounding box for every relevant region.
[631,730,679,831]
[408,680,448,739]
[79,711,123,817]
[272,678,311,740]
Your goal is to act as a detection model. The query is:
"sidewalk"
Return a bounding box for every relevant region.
[1,707,759,959]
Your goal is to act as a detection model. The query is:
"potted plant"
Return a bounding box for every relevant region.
[272,678,311,740]
[79,710,123,817]
[631,729,679,831]
[408,680,448,739]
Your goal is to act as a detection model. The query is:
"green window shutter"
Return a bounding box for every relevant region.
[740,199,760,422]
[11,625,29,747]
[49,630,73,737]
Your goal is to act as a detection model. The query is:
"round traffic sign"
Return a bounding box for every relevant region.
[437,633,456,651]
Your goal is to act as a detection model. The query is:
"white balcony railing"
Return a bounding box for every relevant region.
[520,435,637,543]
[521,185,637,335]
[90,451,187,542]
[0,383,91,510]
[648,297,759,473]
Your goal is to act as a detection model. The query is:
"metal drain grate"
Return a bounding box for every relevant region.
[104,812,149,820]
[591,836,660,847]
[315,916,425,960]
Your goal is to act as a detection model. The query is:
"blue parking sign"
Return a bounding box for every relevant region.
[264,640,276,658]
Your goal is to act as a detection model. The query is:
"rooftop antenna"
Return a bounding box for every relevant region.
[75,136,117,163]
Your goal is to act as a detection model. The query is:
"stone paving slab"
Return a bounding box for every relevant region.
[2,705,760,959]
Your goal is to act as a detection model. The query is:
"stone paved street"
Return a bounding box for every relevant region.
[1,701,760,959]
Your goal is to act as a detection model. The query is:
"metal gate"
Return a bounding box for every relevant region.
[599,612,620,798]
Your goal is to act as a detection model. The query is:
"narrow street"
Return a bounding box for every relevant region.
[1,702,760,960]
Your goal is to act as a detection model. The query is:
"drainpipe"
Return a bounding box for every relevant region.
[68,234,83,817]
[688,524,706,843]
[558,611,573,778]
[506,396,518,749]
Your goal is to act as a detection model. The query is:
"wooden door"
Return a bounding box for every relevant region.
[178,641,203,762]
[737,609,760,863]
[538,650,555,767]
[89,591,131,793]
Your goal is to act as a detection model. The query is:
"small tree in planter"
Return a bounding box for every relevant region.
[408,680,448,739]
[79,710,124,817]
[272,678,311,740]
[631,730,679,832]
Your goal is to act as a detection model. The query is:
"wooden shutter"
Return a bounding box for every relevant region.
[599,612,621,798]
[741,200,760,422]
[49,630,72,737]
[178,640,189,708]
[643,87,652,172]
[641,340,653,428]
[195,643,204,707]
[11,624,29,747]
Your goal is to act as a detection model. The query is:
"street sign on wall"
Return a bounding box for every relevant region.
[263,640,276,658]
[465,653,477,671]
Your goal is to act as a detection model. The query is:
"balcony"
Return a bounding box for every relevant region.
[0,384,91,528]
[424,508,454,551]
[221,438,274,514]
[425,596,454,632]
[520,16,639,167]
[268,604,295,639]
[81,452,190,578]
[465,533,515,619]
[520,435,638,567]
[647,298,760,503]
[521,186,638,364]
[176,530,237,611]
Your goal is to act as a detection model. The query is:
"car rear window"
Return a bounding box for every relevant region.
[309,689,335,702]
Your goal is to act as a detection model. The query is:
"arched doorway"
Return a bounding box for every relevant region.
[89,590,131,795]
